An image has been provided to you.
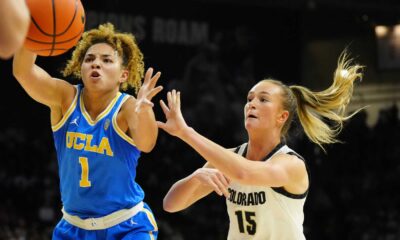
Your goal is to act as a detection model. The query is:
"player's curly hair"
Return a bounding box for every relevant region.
[263,50,364,151]
[62,22,144,93]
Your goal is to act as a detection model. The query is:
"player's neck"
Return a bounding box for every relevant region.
[82,88,119,119]
[246,133,281,161]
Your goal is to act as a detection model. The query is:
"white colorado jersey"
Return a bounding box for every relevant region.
[226,142,308,240]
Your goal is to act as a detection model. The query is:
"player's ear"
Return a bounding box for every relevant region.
[119,69,128,83]
[277,110,289,125]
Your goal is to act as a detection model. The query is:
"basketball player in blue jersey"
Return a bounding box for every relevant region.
[158,52,364,239]
[13,23,162,239]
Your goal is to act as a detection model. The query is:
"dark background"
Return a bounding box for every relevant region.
[0,0,399,239]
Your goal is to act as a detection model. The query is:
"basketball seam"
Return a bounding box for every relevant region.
[27,48,69,52]
[25,29,83,45]
[50,0,57,56]
[26,0,84,56]
[29,0,79,37]
[57,0,79,36]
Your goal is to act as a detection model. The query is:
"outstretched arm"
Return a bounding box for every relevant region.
[157,90,307,188]
[12,47,75,115]
[124,68,163,152]
[163,162,230,213]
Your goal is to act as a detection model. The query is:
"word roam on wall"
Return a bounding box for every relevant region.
[86,11,209,46]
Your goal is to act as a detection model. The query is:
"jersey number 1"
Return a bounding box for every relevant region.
[79,157,91,187]
[235,210,256,235]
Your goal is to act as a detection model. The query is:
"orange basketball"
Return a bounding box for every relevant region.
[24,0,85,56]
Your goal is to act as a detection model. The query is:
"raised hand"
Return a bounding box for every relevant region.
[157,89,188,138]
[135,67,163,113]
[193,168,230,197]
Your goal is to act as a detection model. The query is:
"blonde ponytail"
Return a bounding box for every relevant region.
[289,51,364,150]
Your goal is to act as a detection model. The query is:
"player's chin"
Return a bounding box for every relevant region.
[245,118,262,129]
[83,77,102,88]
[244,121,254,130]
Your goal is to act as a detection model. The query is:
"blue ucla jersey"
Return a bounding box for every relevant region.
[52,84,144,219]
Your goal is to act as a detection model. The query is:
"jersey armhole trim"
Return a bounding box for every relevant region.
[272,151,309,199]
[112,95,136,147]
[271,187,308,199]
[51,85,79,132]
[235,143,248,155]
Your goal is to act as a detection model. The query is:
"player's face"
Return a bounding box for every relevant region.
[81,43,127,91]
[244,81,287,132]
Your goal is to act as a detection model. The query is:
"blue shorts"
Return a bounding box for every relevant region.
[52,203,158,240]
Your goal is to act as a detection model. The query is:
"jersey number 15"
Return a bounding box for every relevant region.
[235,210,256,235]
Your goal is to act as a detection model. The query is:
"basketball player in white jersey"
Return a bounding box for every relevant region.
[158,51,363,239]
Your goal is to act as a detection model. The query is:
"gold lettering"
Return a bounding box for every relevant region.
[65,131,113,156]
[84,134,98,152]
[73,133,86,150]
[66,132,74,148]
[98,137,114,156]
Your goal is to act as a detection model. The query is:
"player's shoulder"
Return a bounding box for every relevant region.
[113,92,133,111]
[278,145,305,160]
[120,93,135,105]
[114,93,137,126]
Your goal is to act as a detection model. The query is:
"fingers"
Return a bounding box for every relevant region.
[156,121,166,130]
[171,89,177,107]
[142,99,154,108]
[217,173,230,188]
[177,91,181,110]
[166,91,172,109]
[224,175,231,185]
[144,67,161,88]
[209,181,224,196]
[166,89,181,110]
[197,168,230,198]
[159,99,169,115]
[213,174,230,197]
[144,67,154,83]
[135,99,154,114]
[211,178,229,197]
[147,85,163,100]
[150,71,161,89]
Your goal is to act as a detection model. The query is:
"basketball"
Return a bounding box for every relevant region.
[24,0,85,56]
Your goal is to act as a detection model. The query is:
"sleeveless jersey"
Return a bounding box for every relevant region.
[52,85,144,219]
[226,142,308,240]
